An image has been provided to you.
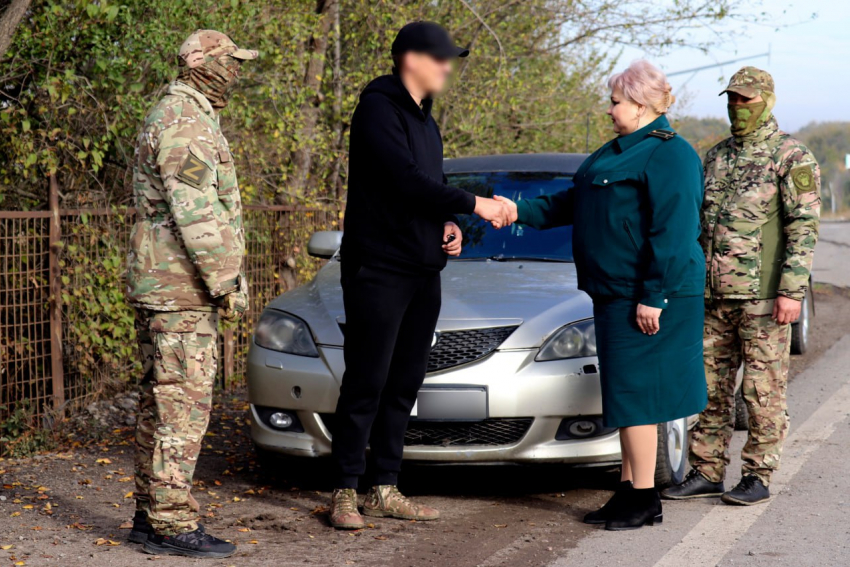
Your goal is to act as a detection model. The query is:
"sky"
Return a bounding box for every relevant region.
[619,0,849,132]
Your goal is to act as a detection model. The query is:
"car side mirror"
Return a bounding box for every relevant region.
[307,231,343,259]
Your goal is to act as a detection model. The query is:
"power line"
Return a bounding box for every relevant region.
[667,46,771,77]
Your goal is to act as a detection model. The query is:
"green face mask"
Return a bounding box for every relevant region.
[727,101,768,137]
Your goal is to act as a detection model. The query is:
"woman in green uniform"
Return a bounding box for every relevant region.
[498,60,707,530]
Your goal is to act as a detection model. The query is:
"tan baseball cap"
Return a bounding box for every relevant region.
[178,29,258,68]
[719,66,775,98]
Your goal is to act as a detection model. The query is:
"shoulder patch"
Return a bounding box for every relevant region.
[176,148,212,189]
[791,165,815,193]
[648,129,676,140]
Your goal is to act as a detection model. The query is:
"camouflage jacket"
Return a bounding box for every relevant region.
[127,82,245,311]
[701,116,820,301]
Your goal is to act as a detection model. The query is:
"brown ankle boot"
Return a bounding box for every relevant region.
[362,485,440,521]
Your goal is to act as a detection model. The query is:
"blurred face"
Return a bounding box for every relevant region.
[403,52,454,96]
[607,88,644,135]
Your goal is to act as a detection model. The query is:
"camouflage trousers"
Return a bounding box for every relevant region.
[689,298,790,486]
[133,309,218,535]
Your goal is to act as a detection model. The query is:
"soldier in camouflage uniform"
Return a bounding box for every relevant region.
[662,67,820,505]
[125,29,256,558]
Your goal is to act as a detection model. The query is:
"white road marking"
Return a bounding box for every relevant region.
[653,335,850,567]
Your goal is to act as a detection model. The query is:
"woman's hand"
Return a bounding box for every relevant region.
[636,303,662,335]
[492,195,518,229]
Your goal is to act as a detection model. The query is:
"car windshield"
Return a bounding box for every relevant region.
[447,171,574,262]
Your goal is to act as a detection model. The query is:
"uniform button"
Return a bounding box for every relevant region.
[664,299,668,304]
[603,179,608,184]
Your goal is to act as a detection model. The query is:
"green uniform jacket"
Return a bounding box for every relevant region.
[702,116,820,301]
[127,82,245,311]
[516,115,705,309]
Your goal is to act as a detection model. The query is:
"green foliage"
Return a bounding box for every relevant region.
[673,116,730,157]
[0,0,756,209]
[59,209,140,385]
[0,400,56,457]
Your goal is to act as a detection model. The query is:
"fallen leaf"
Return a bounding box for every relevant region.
[10,512,20,518]
[94,538,121,546]
[21,505,33,510]
[232,497,241,502]
[374,535,388,540]
[213,480,222,486]
[248,540,258,544]
[111,503,120,508]
[310,506,328,515]
[117,477,133,483]
[494,524,507,528]
[119,521,133,529]
[95,458,112,465]
[1,544,13,550]
[237,528,251,533]
[123,492,134,499]
[244,489,256,495]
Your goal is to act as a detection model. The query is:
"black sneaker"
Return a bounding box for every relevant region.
[143,527,235,558]
[660,469,725,500]
[128,510,204,544]
[721,475,770,506]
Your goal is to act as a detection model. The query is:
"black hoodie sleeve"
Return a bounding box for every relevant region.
[355,95,476,215]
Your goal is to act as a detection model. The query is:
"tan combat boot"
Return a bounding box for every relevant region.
[362,485,440,521]
[329,488,365,530]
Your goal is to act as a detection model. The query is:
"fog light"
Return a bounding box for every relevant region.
[269,412,294,430]
[555,417,616,440]
[569,420,597,438]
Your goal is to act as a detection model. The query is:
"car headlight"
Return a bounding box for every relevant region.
[536,319,596,361]
[253,310,319,357]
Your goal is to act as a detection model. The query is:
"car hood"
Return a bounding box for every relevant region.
[264,259,593,349]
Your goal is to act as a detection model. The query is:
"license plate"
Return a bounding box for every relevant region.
[410,386,487,420]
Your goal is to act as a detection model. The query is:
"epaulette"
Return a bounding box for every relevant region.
[648,129,676,140]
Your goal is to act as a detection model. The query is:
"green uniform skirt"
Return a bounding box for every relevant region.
[592,295,707,428]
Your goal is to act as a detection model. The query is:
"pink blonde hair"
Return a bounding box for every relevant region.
[608,60,676,114]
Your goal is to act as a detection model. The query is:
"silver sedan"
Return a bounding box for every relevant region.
[247,153,689,485]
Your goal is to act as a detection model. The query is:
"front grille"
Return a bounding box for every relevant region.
[318,415,533,447]
[337,324,518,373]
[403,418,533,447]
[427,326,517,372]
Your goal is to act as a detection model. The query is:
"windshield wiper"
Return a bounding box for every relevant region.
[487,255,569,262]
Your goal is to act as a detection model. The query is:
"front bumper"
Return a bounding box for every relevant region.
[248,342,621,465]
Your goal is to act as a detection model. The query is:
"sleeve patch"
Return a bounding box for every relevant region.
[791,165,815,193]
[176,148,212,189]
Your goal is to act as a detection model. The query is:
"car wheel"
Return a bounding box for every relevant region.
[790,287,814,355]
[655,418,689,488]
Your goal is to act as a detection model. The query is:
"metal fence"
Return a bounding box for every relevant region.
[0,179,340,426]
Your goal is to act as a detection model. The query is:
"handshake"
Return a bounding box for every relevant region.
[474,195,517,229]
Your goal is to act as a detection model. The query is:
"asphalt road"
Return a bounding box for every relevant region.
[813,221,850,288]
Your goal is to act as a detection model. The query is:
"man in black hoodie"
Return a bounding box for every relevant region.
[330,22,511,529]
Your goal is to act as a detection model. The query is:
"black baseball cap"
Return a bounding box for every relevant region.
[391,21,469,59]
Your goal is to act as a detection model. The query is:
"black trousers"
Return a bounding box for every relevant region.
[332,261,441,489]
